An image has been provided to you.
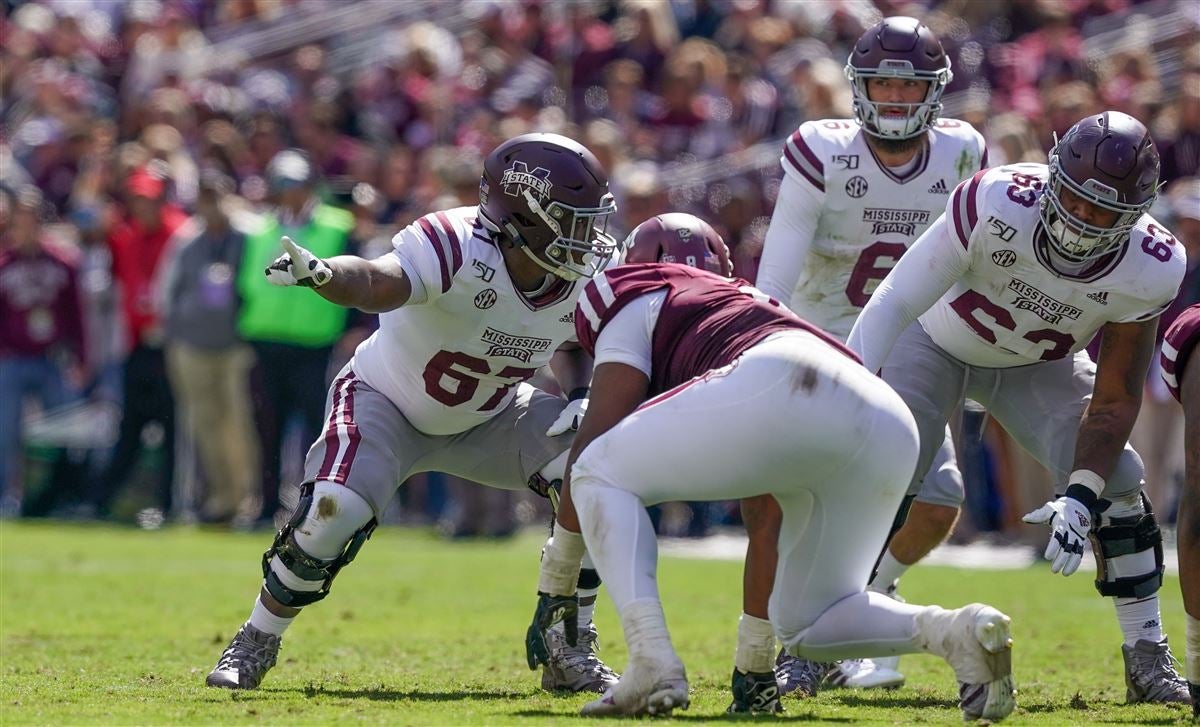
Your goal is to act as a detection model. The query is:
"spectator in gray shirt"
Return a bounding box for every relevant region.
[160,172,259,524]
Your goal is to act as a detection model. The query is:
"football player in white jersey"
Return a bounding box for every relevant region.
[848,111,1193,705]
[205,133,622,694]
[755,16,987,693]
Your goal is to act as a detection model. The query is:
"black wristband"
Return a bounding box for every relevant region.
[567,387,590,402]
[1064,483,1099,511]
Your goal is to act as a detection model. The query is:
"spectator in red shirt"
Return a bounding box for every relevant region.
[92,166,192,523]
[0,186,86,517]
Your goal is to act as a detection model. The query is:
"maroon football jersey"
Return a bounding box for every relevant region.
[1162,303,1200,404]
[576,263,860,395]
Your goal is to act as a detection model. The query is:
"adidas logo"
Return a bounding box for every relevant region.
[927,179,949,194]
[1142,619,1159,629]
[1087,291,1109,305]
[558,312,575,323]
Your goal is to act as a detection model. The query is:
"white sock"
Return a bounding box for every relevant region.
[870,550,910,594]
[1114,595,1164,647]
[1186,613,1199,683]
[734,613,776,673]
[248,595,295,637]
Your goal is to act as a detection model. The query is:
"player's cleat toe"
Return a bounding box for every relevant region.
[580,654,686,716]
[541,623,620,694]
[727,668,783,714]
[774,648,829,698]
[1122,638,1192,704]
[205,623,281,690]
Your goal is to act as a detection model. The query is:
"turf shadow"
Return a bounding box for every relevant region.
[512,710,853,722]
[295,685,526,702]
[827,692,956,710]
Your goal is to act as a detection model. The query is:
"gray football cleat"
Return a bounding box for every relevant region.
[727,668,783,714]
[774,648,829,698]
[541,623,620,693]
[1121,638,1192,704]
[205,623,281,690]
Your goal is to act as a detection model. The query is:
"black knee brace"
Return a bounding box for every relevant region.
[261,482,378,608]
[1089,493,1164,599]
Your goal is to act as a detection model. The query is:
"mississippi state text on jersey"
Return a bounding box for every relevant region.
[918,164,1186,367]
[575,263,857,395]
[351,207,589,435]
[1162,304,1200,403]
[776,117,987,338]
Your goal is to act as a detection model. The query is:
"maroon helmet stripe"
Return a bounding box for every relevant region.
[417,215,452,293]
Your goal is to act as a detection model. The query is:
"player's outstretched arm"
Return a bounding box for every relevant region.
[264,236,413,313]
[1177,343,1200,707]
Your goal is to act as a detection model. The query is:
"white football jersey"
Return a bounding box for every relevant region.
[918,164,1186,367]
[351,207,586,436]
[764,117,987,339]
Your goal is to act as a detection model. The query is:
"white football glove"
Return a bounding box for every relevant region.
[264,236,333,288]
[1022,495,1092,576]
[546,398,587,437]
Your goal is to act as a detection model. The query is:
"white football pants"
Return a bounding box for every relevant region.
[571,330,934,659]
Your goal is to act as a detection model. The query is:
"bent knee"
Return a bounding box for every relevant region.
[1102,447,1146,501]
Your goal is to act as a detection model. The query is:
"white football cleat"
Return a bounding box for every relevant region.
[580,653,689,717]
[917,603,1016,721]
[824,657,905,689]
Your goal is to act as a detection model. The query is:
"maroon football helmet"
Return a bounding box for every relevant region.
[1040,111,1160,264]
[624,212,733,277]
[479,133,618,280]
[844,16,952,140]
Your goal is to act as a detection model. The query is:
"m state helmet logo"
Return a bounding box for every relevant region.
[501,162,552,201]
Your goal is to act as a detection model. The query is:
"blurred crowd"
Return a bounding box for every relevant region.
[2,0,1197,537]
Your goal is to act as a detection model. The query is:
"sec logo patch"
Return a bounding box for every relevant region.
[474,289,498,309]
[991,250,1017,267]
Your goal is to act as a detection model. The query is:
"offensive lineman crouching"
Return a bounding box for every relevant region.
[205,133,621,693]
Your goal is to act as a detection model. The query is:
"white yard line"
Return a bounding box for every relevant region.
[659,531,1180,574]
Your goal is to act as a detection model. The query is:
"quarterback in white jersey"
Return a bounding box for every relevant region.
[849,112,1192,704]
[758,117,986,338]
[757,16,984,694]
[205,133,623,695]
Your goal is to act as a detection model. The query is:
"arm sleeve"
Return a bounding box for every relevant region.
[847,213,972,372]
[591,290,666,376]
[754,172,825,304]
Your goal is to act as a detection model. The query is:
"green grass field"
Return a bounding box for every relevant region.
[1,521,1194,725]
